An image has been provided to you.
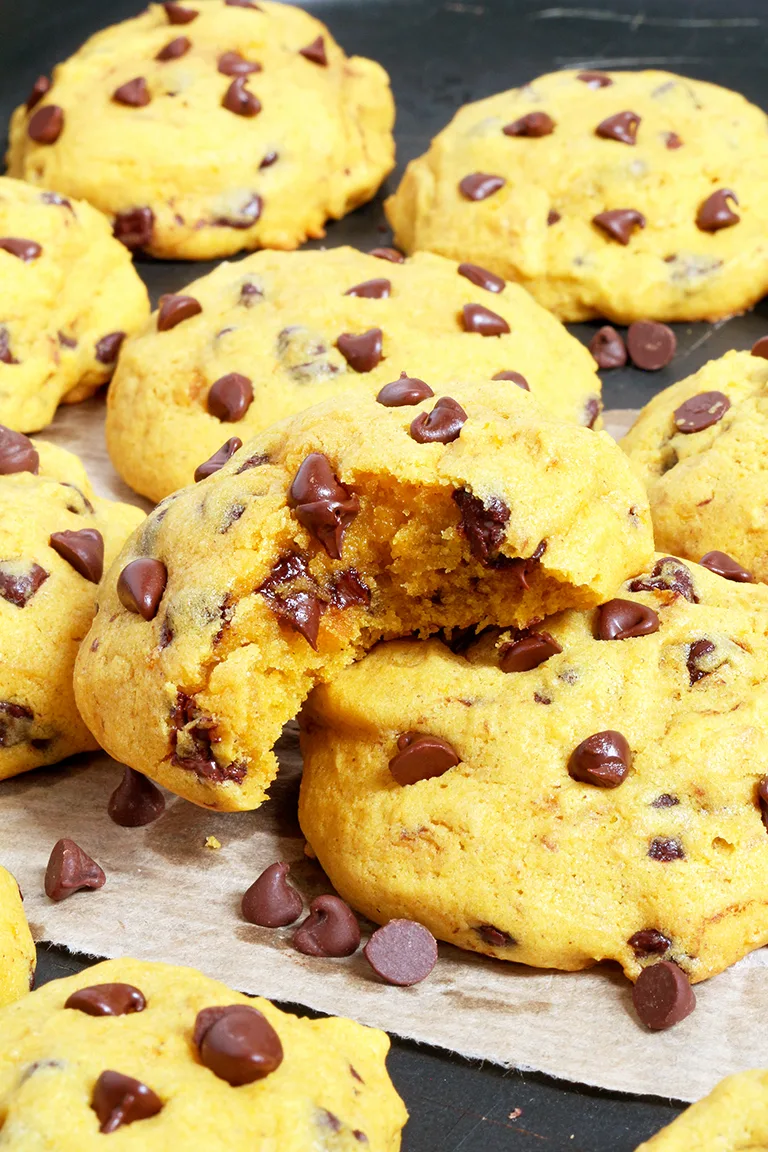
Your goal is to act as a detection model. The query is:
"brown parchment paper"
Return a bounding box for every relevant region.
[3,397,767,1104]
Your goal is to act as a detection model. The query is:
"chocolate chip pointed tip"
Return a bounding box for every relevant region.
[45,838,106,901]
[242,861,303,927]
[108,768,166,827]
[364,920,438,986]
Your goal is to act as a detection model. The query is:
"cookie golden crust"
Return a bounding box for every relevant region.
[622,350,768,582]
[0,177,148,433]
[299,556,768,985]
[75,381,651,812]
[385,70,768,323]
[106,247,603,502]
[6,1,394,261]
[0,957,407,1150]
[0,434,144,781]
[0,867,35,1008]
[636,1071,768,1150]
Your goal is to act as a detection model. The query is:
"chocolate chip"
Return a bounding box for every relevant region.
[91,1071,163,1133]
[0,326,17,365]
[242,861,303,927]
[596,110,640,144]
[218,51,262,75]
[336,328,383,372]
[45,838,106,901]
[195,1005,283,1085]
[458,262,505,293]
[164,1,198,22]
[665,131,683,149]
[293,895,361,957]
[389,732,460,786]
[0,425,39,474]
[260,149,278,168]
[222,76,261,116]
[492,370,529,389]
[503,111,555,137]
[626,321,676,371]
[568,731,631,788]
[369,247,404,263]
[632,962,695,1031]
[258,551,325,649]
[696,188,739,232]
[377,372,434,407]
[648,837,685,862]
[330,568,371,609]
[547,209,561,225]
[236,450,268,473]
[60,482,94,515]
[364,920,438,986]
[577,71,612,87]
[225,0,262,6]
[477,925,517,947]
[158,294,202,332]
[49,529,103,583]
[216,194,262,230]
[751,336,768,360]
[113,207,155,250]
[459,173,505,201]
[499,630,562,673]
[27,104,63,144]
[699,550,753,582]
[582,397,601,429]
[673,390,730,434]
[26,75,51,111]
[112,77,151,107]
[0,562,48,607]
[452,489,509,563]
[757,777,768,831]
[597,598,660,641]
[0,702,34,748]
[593,209,646,244]
[66,983,146,1016]
[687,638,715,685]
[299,36,327,65]
[629,556,697,602]
[95,332,125,364]
[652,794,679,808]
[410,396,467,444]
[629,929,671,958]
[589,326,627,369]
[462,303,510,336]
[344,278,391,299]
[156,36,191,60]
[289,453,360,560]
[108,768,166,827]
[195,437,243,482]
[207,373,253,422]
[0,238,42,262]
[117,558,167,621]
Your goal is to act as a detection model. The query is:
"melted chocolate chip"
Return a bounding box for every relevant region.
[241,862,303,927]
[169,692,243,784]
[628,929,671,958]
[260,149,278,168]
[632,962,695,1031]
[330,568,371,609]
[163,1,198,23]
[112,77,151,107]
[157,294,202,332]
[648,837,685,862]
[218,51,261,76]
[665,131,683,149]
[503,111,555,137]
[751,336,768,360]
[389,732,460,786]
[410,396,467,444]
[687,638,715,685]
[293,895,361,957]
[458,262,505,293]
[258,551,325,649]
[108,768,166,827]
[289,453,359,560]
[156,36,191,60]
[592,209,646,244]
[195,1005,283,1085]
[377,372,434,407]
[0,426,39,474]
[336,328,383,372]
[577,71,612,87]
[91,1071,163,1133]
[626,321,676,371]
[299,36,328,65]
[629,557,697,603]
[696,188,739,232]
[462,303,510,336]
[45,838,106,901]
[652,794,679,809]
[699,550,753,582]
[452,489,509,564]
[95,331,125,364]
[492,370,529,389]
[499,630,562,673]
[113,207,155,251]
[364,920,438,986]
[117,558,167,621]
[597,598,660,641]
[596,110,640,144]
[26,75,51,111]
[207,373,253,422]
[344,278,391,299]
[369,247,404,263]
[0,563,48,607]
[66,984,146,1017]
[589,326,627,369]
[49,529,103,583]
[28,104,63,144]
[673,391,730,434]
[222,76,261,116]
[476,925,517,947]
[0,238,42,262]
[459,173,505,201]
[195,437,243,481]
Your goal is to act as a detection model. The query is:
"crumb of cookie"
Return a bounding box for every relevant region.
[205,835,222,849]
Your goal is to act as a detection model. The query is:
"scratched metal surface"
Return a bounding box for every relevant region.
[3,0,768,1146]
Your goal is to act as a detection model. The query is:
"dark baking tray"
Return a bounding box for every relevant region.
[3,0,768,1146]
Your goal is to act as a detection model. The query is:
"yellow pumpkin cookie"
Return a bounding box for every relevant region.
[0,866,35,1008]
[636,1070,768,1150]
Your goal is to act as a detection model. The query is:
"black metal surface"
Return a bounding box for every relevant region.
[4,0,768,1146]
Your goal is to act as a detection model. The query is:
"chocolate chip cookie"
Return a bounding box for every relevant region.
[0,427,144,781]
[0,865,34,1007]
[386,70,768,323]
[636,1070,768,1150]
[75,381,651,811]
[0,176,148,432]
[6,1,394,260]
[299,555,768,985]
[0,957,406,1148]
[105,247,603,502]
[622,349,768,582]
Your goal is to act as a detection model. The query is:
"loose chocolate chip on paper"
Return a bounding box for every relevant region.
[218,51,262,75]
[592,208,646,244]
[336,328,383,372]
[751,336,768,359]
[344,278,391,299]
[195,1005,283,1085]
[26,74,51,111]
[648,837,685,862]
[330,568,371,609]
[157,294,202,332]
[112,77,151,107]
[568,730,631,787]
[389,732,460,786]
[163,1,198,23]
[95,331,125,364]
[696,188,739,232]
[49,529,104,583]
[207,373,253,422]
[630,556,697,602]
[299,36,328,65]
[627,320,676,371]
[699,550,753,582]
[628,929,672,957]
[108,767,166,827]
[364,920,438,986]
[222,77,261,117]
[673,390,730,434]
[596,110,640,144]
[113,207,155,251]
[0,563,48,608]
[242,861,303,927]
[477,924,517,947]
[66,983,146,1017]
[117,558,168,621]
[91,1071,163,1133]
[0,425,39,474]
[45,838,106,901]
[0,238,42,262]
[369,247,404,263]
[589,325,627,369]
[462,303,510,336]
[632,961,695,1031]
[195,437,243,482]
[453,489,509,564]
[503,111,555,137]
[458,262,505,293]
[597,598,660,641]
[294,895,361,957]
[492,370,529,389]
[410,396,467,444]
[289,453,360,560]
[687,638,715,685]
[377,372,433,407]
[156,36,191,60]
[577,70,613,87]
[500,630,562,673]
[459,173,505,201]
[27,104,64,144]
